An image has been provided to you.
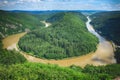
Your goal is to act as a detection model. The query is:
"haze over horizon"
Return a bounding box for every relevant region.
[0,0,120,11]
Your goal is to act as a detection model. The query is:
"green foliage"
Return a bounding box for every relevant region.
[82,64,120,79]
[46,12,87,23]
[115,48,120,63]
[0,41,3,49]
[18,12,98,59]
[0,49,26,65]
[0,62,120,80]
[70,64,120,80]
[0,34,26,65]
[0,62,89,80]
[90,11,120,45]
[0,10,44,36]
[90,11,120,63]
[0,10,120,80]
[70,65,83,72]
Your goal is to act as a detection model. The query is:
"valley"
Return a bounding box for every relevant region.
[2,15,116,67]
[0,10,120,80]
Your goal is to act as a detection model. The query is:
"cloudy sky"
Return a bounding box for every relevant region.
[0,0,120,11]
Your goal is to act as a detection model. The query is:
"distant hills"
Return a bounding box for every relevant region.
[0,9,105,38]
[0,10,54,37]
[5,10,106,16]
[0,10,120,80]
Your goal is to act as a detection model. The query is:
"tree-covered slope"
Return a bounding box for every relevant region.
[0,10,44,37]
[0,39,26,65]
[46,12,87,23]
[0,62,89,80]
[18,12,98,59]
[0,62,120,80]
[0,10,120,80]
[0,34,120,80]
[90,11,120,45]
[0,49,26,65]
[90,11,120,63]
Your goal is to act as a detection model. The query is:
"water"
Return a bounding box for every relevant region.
[86,16,105,42]
[86,16,116,64]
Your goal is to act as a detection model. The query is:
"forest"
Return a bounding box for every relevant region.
[0,10,54,37]
[0,36,120,79]
[0,10,120,80]
[0,62,120,80]
[90,11,120,63]
[18,12,98,59]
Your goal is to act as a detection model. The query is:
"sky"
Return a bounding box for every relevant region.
[0,0,120,11]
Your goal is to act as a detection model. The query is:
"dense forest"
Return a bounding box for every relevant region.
[0,36,26,65]
[0,10,52,37]
[0,35,120,80]
[0,10,120,79]
[18,12,98,59]
[90,11,120,45]
[0,62,120,80]
[90,11,120,63]
[0,36,120,79]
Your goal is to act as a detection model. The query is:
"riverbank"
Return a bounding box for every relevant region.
[41,21,51,27]
[2,33,116,67]
[2,32,26,50]
[2,16,116,67]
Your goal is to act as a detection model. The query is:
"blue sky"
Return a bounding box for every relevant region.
[0,0,120,10]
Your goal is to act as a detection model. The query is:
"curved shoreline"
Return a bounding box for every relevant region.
[2,34,116,67]
[2,17,116,67]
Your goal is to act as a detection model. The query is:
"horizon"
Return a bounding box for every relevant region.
[0,0,120,11]
[1,9,112,11]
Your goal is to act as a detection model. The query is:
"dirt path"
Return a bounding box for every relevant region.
[2,32,116,67]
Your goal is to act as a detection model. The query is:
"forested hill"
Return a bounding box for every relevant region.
[0,10,45,37]
[90,11,120,63]
[0,10,120,80]
[90,11,120,45]
[46,12,87,23]
[18,12,98,59]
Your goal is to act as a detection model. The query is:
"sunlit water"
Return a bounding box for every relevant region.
[86,16,105,42]
[86,16,116,64]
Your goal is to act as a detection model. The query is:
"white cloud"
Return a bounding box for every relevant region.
[0,0,120,11]
[19,0,42,2]
[3,0,8,4]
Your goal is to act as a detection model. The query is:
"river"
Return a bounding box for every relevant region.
[86,16,116,64]
[2,16,116,67]
[86,16,105,42]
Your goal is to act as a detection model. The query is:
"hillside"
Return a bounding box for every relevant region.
[46,12,87,23]
[0,62,119,80]
[0,10,45,37]
[0,10,120,80]
[18,12,98,59]
[0,37,120,80]
[0,38,26,65]
[90,11,120,45]
[90,11,120,63]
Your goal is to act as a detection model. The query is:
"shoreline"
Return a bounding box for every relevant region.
[2,32,116,67]
[2,16,116,67]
